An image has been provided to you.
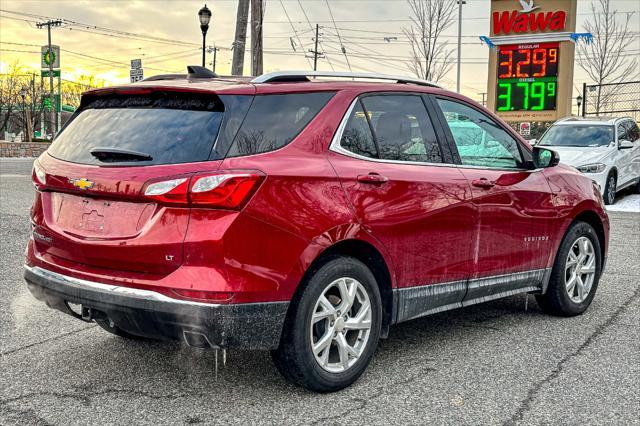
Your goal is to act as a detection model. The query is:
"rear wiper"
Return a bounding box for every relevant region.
[90,147,152,162]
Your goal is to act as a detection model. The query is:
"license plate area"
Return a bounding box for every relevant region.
[50,192,155,239]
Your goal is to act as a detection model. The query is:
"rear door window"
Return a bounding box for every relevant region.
[226,92,335,157]
[361,95,443,163]
[48,93,224,166]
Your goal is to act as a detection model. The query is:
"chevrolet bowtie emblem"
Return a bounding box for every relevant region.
[69,177,95,190]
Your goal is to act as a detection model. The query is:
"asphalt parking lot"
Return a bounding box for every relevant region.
[1,158,639,425]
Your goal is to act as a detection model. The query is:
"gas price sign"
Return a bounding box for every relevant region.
[496,42,559,112]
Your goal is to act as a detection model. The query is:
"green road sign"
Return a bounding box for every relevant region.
[41,69,61,77]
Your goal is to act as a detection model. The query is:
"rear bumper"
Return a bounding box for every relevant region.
[24,265,288,350]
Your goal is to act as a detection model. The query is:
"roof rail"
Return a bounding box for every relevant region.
[250,71,441,88]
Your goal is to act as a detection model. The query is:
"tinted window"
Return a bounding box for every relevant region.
[539,125,614,147]
[437,98,523,169]
[623,120,640,141]
[49,94,223,165]
[361,95,442,163]
[227,92,335,157]
[340,101,377,158]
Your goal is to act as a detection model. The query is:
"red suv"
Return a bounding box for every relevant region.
[25,68,609,392]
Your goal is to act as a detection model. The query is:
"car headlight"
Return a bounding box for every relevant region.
[577,163,606,173]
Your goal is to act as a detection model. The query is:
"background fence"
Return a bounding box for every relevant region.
[582,81,640,121]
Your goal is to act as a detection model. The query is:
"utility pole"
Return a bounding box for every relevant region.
[250,0,264,76]
[212,46,219,73]
[308,24,322,71]
[36,19,62,137]
[232,0,250,75]
[456,0,466,93]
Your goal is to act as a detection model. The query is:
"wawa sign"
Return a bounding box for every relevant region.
[486,0,578,136]
[490,0,576,37]
[493,7,566,35]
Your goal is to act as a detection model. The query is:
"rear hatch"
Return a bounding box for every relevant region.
[32,89,232,275]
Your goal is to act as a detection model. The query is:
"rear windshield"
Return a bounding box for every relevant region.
[48,93,224,165]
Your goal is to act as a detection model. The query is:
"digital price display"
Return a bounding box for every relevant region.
[496,42,559,112]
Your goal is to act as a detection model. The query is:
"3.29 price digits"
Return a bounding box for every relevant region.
[498,46,559,79]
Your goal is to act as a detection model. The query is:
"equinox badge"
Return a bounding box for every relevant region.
[69,178,94,190]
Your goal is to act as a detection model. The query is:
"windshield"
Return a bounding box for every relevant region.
[539,125,614,147]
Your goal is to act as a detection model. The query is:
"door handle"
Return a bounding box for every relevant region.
[357,173,389,185]
[471,178,495,189]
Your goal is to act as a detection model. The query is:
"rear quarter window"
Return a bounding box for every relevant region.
[226,92,335,157]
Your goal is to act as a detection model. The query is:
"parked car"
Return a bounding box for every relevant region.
[25,68,609,392]
[537,116,640,204]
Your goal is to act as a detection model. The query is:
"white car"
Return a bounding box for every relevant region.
[537,116,640,204]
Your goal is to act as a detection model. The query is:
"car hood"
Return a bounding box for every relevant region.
[542,146,613,167]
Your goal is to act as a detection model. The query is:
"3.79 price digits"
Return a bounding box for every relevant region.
[496,80,557,111]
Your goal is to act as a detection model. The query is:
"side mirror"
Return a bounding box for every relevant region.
[532,146,560,168]
[619,140,634,149]
[529,138,538,146]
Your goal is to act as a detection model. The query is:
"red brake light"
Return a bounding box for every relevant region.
[142,170,265,209]
[189,171,265,209]
[32,160,46,188]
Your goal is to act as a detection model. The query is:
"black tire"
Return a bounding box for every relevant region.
[95,318,146,340]
[271,256,382,393]
[603,173,616,205]
[536,221,602,317]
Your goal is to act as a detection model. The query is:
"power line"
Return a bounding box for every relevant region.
[296,0,334,71]
[325,0,351,72]
[278,0,313,69]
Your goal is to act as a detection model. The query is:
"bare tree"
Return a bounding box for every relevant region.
[403,0,457,83]
[577,0,637,113]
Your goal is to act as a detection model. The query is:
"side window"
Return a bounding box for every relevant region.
[437,98,523,169]
[339,101,377,158]
[227,92,335,157]
[360,95,442,163]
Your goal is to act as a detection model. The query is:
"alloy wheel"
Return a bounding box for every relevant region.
[565,236,596,303]
[309,277,372,373]
[606,176,616,204]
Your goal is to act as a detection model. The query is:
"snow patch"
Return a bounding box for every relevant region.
[606,194,640,213]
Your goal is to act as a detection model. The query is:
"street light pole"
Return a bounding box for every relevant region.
[198,4,212,68]
[576,95,583,116]
[20,87,27,141]
[36,19,61,137]
[456,0,466,93]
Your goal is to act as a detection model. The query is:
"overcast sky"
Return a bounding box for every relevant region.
[1,0,639,103]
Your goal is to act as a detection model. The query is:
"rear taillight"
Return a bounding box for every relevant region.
[142,170,265,209]
[143,178,189,204]
[32,161,46,188]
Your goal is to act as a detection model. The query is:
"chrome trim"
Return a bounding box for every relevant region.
[251,70,441,88]
[24,265,221,308]
[328,98,456,169]
[327,98,539,172]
